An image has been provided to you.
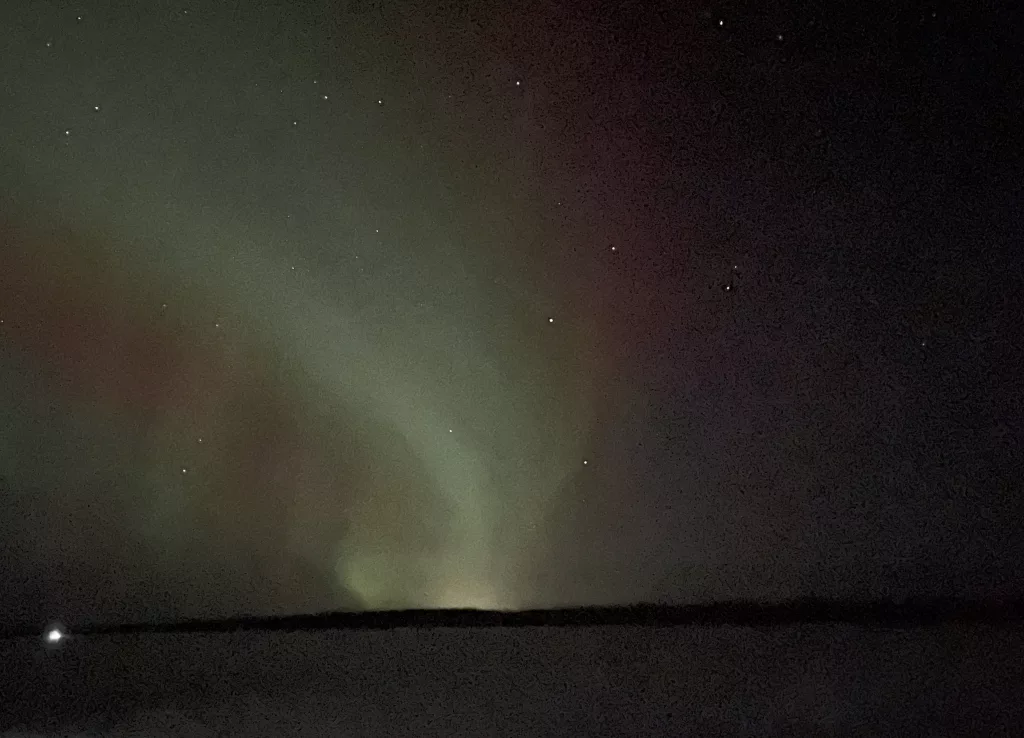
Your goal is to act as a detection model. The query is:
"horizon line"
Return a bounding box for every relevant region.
[4,597,1024,639]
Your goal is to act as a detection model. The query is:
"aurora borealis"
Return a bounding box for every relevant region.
[2,0,1022,627]
[1,0,631,622]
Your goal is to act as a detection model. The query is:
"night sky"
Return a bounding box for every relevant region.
[1,0,1021,627]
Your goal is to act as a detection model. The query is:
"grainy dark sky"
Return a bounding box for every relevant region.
[0,0,1021,626]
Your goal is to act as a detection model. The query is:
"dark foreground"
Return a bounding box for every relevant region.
[2,602,1023,736]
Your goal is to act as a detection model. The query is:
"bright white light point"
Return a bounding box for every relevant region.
[323,95,328,100]
[292,121,297,126]
[448,429,453,433]
[548,317,554,323]
[583,460,588,465]
[375,229,379,233]
[45,628,63,643]
[93,105,99,111]
[182,468,187,474]
[719,19,724,26]
[378,99,382,104]
[46,41,52,47]
[64,130,70,135]
[611,246,617,252]
[198,438,203,443]
[777,34,783,40]
[516,80,521,86]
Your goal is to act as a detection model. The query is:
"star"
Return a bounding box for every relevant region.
[611,246,617,252]
[583,460,588,466]
[548,317,554,323]
[718,19,724,26]
[516,80,521,86]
